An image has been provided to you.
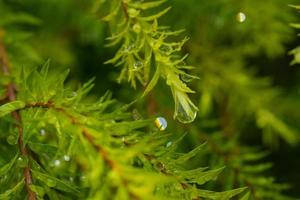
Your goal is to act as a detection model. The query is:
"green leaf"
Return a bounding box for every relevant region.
[132,0,167,10]
[196,187,247,200]
[184,167,224,185]
[0,101,25,117]
[0,155,17,177]
[175,142,206,163]
[0,179,24,199]
[142,66,161,97]
[140,7,171,21]
[32,170,80,194]
[240,192,250,200]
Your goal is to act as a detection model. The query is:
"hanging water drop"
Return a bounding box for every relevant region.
[175,101,197,123]
[7,134,17,145]
[173,90,198,123]
[154,117,167,131]
[236,12,246,23]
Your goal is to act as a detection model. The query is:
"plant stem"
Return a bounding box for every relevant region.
[0,37,36,200]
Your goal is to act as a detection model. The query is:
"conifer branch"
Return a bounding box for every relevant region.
[0,37,36,200]
[23,101,140,199]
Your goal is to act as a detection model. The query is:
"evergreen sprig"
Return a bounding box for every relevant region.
[0,44,245,199]
[98,0,198,123]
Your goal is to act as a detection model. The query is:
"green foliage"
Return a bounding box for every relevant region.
[96,0,198,123]
[0,0,300,199]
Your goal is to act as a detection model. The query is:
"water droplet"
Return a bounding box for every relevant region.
[132,109,142,120]
[53,159,61,167]
[236,12,246,23]
[40,129,46,136]
[7,135,17,145]
[46,179,56,187]
[180,74,194,83]
[63,155,71,162]
[123,44,136,53]
[133,61,144,70]
[133,23,141,33]
[175,101,197,123]
[17,156,28,168]
[173,90,198,123]
[69,177,74,182]
[166,141,172,148]
[128,8,140,18]
[154,117,167,131]
[72,92,77,97]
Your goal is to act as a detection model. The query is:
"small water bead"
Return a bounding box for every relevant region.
[128,8,140,18]
[132,109,142,120]
[123,44,136,53]
[154,117,167,131]
[7,134,17,145]
[53,159,61,167]
[39,129,46,136]
[133,61,144,70]
[17,156,28,168]
[133,23,141,33]
[63,155,71,162]
[180,74,194,83]
[236,12,246,23]
[166,141,172,148]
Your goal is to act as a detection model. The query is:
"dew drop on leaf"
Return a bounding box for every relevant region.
[133,23,141,33]
[180,74,194,83]
[7,134,17,145]
[154,117,167,131]
[133,61,144,70]
[17,156,28,168]
[63,155,71,162]
[166,141,172,148]
[40,129,46,136]
[132,109,142,120]
[53,159,61,167]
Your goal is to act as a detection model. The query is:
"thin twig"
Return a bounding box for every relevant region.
[0,36,36,200]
